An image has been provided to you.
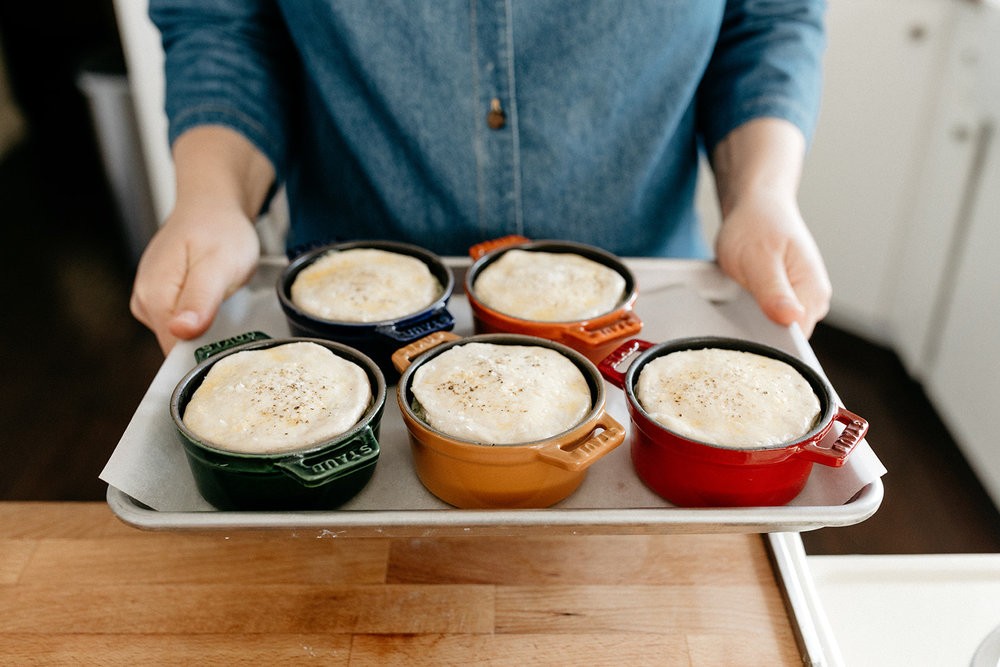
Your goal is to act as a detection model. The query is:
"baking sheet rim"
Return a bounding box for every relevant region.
[106,477,883,535]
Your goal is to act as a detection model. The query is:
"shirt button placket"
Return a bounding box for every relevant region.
[473,0,521,237]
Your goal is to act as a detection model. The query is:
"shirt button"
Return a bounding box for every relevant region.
[487,98,506,130]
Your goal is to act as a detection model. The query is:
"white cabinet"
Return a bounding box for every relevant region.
[921,4,1000,505]
[927,131,1000,506]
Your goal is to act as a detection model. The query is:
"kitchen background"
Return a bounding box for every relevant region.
[1,0,998,556]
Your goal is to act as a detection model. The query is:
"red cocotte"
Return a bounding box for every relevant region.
[599,337,869,507]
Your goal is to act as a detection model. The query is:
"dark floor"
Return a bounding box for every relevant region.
[2,126,1000,555]
[802,326,1000,554]
[0,139,164,502]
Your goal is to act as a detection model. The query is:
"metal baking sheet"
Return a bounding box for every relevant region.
[103,257,884,536]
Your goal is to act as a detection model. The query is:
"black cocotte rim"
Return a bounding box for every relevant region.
[170,336,387,465]
[277,240,455,328]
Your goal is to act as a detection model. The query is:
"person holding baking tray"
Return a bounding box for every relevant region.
[130,1,832,353]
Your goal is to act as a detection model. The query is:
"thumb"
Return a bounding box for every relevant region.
[166,260,231,340]
[742,257,806,328]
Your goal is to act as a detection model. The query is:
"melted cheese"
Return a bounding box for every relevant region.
[636,348,821,448]
[410,342,592,445]
[291,248,442,322]
[473,249,626,321]
[183,342,372,454]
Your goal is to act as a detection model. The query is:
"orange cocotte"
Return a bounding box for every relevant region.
[392,332,626,509]
[464,236,642,364]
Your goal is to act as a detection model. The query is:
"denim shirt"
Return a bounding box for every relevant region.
[151,0,825,257]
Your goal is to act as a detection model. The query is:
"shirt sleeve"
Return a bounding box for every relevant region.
[696,0,826,155]
[149,0,299,181]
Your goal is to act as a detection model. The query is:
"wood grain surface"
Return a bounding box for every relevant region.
[0,503,802,665]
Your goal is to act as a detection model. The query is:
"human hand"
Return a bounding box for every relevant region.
[714,191,831,338]
[130,201,260,354]
[130,125,275,354]
[710,118,831,337]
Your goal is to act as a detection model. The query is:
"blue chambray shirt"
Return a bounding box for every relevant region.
[151,0,825,258]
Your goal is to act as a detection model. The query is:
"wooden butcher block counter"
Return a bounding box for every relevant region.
[0,502,803,665]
